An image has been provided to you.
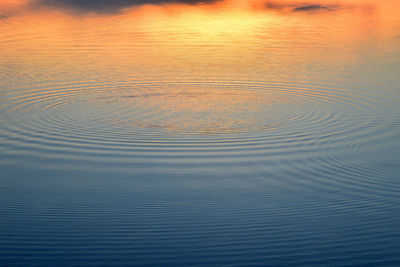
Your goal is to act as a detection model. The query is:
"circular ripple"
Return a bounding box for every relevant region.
[1,79,399,182]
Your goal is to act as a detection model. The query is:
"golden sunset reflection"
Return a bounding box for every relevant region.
[103,85,289,133]
[1,0,399,133]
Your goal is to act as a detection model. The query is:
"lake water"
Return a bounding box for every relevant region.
[1,0,400,265]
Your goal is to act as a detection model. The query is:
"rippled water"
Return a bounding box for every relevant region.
[1,1,400,265]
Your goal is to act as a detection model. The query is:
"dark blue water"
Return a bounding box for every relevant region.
[1,1,400,265]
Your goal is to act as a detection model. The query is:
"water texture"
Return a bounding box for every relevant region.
[1,1,400,265]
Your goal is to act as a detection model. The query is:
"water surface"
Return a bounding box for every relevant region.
[1,0,400,265]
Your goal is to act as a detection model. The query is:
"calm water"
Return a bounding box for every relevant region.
[1,0,400,265]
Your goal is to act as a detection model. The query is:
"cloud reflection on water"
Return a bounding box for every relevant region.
[0,0,392,16]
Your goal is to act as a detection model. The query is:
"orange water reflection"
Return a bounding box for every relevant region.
[0,0,399,133]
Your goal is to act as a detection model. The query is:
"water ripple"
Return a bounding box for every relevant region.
[1,79,399,181]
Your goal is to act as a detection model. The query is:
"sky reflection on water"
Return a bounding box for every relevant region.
[0,0,400,266]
